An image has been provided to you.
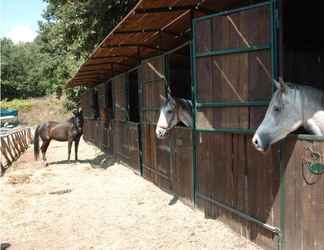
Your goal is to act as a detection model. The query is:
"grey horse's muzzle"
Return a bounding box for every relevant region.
[156,127,169,139]
[252,133,270,152]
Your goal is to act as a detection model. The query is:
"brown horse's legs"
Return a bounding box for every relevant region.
[74,136,81,161]
[67,140,73,161]
[41,139,51,165]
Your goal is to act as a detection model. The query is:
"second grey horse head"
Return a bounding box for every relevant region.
[252,78,324,152]
[156,94,192,139]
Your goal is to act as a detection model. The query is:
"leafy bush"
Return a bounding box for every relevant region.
[0,99,33,111]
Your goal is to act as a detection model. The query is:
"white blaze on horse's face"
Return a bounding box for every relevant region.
[156,95,178,139]
[252,80,303,152]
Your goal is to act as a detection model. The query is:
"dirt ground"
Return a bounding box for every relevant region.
[0,138,262,250]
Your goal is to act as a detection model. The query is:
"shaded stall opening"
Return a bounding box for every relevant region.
[167,44,192,127]
[168,45,192,99]
[283,1,324,134]
[93,88,100,120]
[283,1,324,87]
[106,81,114,120]
[127,70,140,123]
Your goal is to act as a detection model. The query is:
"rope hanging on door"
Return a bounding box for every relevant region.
[302,146,324,185]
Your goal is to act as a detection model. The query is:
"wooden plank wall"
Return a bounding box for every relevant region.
[283,138,324,250]
[141,56,166,124]
[195,5,271,130]
[141,124,193,203]
[140,56,171,188]
[112,120,128,162]
[140,54,193,203]
[171,127,193,205]
[83,119,112,154]
[128,122,141,173]
[194,5,278,250]
[112,120,140,173]
[112,74,127,121]
[80,89,97,119]
[281,5,324,248]
[196,133,280,249]
[142,124,172,190]
[96,82,113,124]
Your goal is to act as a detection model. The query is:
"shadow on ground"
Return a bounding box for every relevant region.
[47,153,116,170]
[0,243,11,250]
[168,195,179,206]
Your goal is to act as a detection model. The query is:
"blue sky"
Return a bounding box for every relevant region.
[0,0,47,43]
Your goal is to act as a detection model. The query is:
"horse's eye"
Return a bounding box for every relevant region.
[274,106,281,112]
[167,110,173,114]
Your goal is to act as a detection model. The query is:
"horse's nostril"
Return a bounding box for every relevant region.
[254,138,258,145]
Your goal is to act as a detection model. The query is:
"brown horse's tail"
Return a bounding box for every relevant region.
[34,125,40,160]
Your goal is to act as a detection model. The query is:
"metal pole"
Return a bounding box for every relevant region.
[191,18,197,205]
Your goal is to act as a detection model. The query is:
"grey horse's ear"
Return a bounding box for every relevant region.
[274,78,287,93]
[168,93,176,106]
[160,94,166,103]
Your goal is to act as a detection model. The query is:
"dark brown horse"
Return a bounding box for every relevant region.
[34,110,83,165]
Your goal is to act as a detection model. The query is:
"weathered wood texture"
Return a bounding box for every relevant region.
[112,74,127,121]
[195,5,272,130]
[80,88,97,120]
[171,127,193,205]
[140,56,166,124]
[142,124,193,203]
[113,120,140,173]
[83,119,113,154]
[194,5,280,250]
[283,138,324,250]
[142,124,172,190]
[196,133,280,250]
[0,128,32,176]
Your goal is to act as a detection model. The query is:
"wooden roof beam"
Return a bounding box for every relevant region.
[134,5,195,14]
[101,43,166,52]
[133,4,212,15]
[84,61,132,68]
[76,72,111,77]
[91,55,139,60]
[114,28,159,34]
[115,28,185,39]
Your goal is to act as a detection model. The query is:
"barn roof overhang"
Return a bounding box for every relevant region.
[67,0,249,87]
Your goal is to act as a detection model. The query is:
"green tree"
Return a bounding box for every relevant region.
[1,38,48,99]
[38,0,137,110]
[1,1,137,107]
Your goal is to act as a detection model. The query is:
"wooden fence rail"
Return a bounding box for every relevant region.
[0,127,32,176]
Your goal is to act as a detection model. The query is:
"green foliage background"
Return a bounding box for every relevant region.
[1,0,137,110]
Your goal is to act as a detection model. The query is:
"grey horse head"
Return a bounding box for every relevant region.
[156,94,192,139]
[252,79,303,151]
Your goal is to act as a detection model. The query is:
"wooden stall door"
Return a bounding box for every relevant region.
[96,83,109,122]
[112,120,129,163]
[140,56,166,124]
[128,122,141,173]
[112,74,127,121]
[194,4,279,250]
[171,127,193,205]
[141,124,172,191]
[80,89,97,120]
[140,56,173,191]
[283,138,324,250]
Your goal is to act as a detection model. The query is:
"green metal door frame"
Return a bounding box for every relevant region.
[191,0,283,249]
